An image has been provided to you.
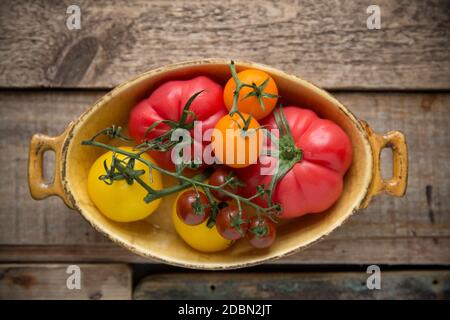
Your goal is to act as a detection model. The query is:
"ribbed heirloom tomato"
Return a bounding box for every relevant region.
[237,107,353,218]
[128,76,228,170]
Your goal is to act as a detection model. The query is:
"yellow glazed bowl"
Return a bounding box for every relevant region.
[28,59,408,270]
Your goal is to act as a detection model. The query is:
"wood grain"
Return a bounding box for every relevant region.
[0,0,449,89]
[1,237,449,265]
[0,91,107,245]
[0,264,132,299]
[0,90,449,264]
[134,271,450,299]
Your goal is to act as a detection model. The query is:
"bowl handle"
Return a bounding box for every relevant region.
[359,121,408,209]
[28,124,74,208]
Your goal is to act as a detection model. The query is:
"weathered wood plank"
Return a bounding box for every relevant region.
[0,91,107,245]
[0,264,132,299]
[0,91,449,264]
[336,92,450,240]
[1,237,449,265]
[134,271,450,299]
[0,0,449,89]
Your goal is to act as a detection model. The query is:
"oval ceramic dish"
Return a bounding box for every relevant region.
[28,59,408,269]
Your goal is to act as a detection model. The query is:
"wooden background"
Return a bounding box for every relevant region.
[0,0,449,299]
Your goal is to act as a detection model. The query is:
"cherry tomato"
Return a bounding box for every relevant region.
[246,217,276,249]
[224,69,278,120]
[216,206,249,240]
[87,147,163,222]
[208,167,240,201]
[212,113,262,168]
[176,190,211,225]
[172,189,233,253]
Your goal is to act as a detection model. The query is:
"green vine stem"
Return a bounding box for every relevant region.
[81,139,281,220]
[228,60,279,131]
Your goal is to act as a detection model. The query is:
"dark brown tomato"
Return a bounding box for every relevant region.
[246,217,276,249]
[209,168,241,201]
[216,206,249,240]
[176,190,210,225]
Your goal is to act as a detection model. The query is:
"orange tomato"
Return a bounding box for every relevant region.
[223,69,278,120]
[211,113,262,168]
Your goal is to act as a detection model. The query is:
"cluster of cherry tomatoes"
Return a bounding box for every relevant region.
[174,168,276,251]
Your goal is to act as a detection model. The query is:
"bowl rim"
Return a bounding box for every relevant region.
[61,58,373,270]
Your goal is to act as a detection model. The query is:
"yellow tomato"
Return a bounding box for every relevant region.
[172,189,233,253]
[87,147,162,222]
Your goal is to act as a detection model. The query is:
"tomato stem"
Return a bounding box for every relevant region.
[265,106,303,206]
[82,139,282,224]
[228,61,279,117]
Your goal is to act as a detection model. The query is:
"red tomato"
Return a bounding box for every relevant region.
[216,206,249,240]
[128,76,228,170]
[246,217,276,249]
[208,167,241,201]
[237,107,353,219]
[176,190,211,225]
